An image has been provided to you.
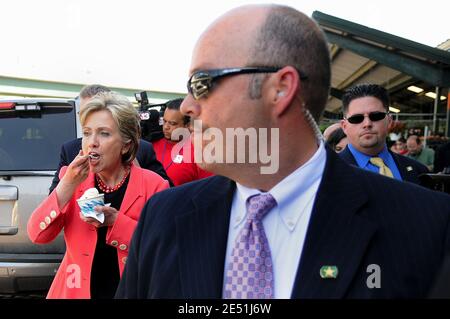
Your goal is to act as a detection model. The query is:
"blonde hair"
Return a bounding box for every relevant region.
[80,92,141,164]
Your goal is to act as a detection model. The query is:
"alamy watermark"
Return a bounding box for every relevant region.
[169,120,280,174]
[366,264,381,289]
[66,264,81,289]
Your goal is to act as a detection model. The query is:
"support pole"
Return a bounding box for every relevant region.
[433,86,441,134]
[446,91,450,138]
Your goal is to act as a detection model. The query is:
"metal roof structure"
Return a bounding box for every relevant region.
[312,11,450,136]
[0,75,185,106]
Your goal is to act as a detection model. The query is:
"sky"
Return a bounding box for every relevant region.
[1,0,449,94]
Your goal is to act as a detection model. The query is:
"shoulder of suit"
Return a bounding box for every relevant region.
[150,175,228,199]
[351,157,448,202]
[337,146,356,164]
[140,175,231,228]
[62,138,81,149]
[337,150,449,202]
[341,155,414,188]
[395,153,428,172]
[139,138,152,147]
[437,142,450,152]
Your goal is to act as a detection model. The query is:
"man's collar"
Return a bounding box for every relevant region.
[348,143,389,167]
[234,141,326,231]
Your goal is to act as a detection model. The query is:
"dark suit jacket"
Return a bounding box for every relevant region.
[434,142,450,173]
[49,138,172,193]
[428,253,450,298]
[339,145,429,185]
[116,148,450,298]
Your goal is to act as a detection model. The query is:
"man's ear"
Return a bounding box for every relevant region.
[267,66,300,116]
[387,113,393,127]
[341,119,347,134]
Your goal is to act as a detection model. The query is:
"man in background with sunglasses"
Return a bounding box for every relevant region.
[340,83,428,185]
[117,5,450,299]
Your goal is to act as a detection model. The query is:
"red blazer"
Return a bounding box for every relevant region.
[27,164,169,299]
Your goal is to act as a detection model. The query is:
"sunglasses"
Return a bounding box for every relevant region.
[345,111,389,124]
[187,66,308,100]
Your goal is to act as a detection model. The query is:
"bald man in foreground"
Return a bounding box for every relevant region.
[117,4,450,299]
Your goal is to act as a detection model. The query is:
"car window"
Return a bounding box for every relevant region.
[0,107,76,171]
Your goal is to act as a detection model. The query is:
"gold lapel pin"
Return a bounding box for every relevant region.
[320,265,339,279]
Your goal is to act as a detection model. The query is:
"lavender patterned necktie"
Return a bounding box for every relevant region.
[224,193,277,299]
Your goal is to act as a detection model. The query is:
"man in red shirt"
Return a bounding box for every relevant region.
[152,98,212,186]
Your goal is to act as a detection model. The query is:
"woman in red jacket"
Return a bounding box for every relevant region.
[27,92,169,299]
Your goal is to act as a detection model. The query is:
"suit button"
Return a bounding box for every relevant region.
[119,244,127,251]
[122,257,127,264]
[111,240,118,246]
[45,216,51,225]
[39,222,46,230]
[50,210,57,219]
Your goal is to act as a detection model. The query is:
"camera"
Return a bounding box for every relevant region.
[135,91,166,142]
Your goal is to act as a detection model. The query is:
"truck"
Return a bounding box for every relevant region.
[0,98,79,294]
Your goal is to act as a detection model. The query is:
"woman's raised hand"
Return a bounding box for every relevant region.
[63,150,90,186]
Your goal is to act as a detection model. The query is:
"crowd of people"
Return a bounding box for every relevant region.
[27,3,450,300]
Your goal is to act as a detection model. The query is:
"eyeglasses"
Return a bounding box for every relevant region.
[187,66,308,100]
[344,111,389,124]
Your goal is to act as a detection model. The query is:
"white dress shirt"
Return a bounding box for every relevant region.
[223,141,326,298]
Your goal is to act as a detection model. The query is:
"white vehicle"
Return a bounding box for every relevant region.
[0,98,79,294]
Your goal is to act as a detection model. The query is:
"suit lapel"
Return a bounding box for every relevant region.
[339,146,358,166]
[175,177,235,298]
[291,150,377,298]
[119,164,142,214]
[390,152,415,183]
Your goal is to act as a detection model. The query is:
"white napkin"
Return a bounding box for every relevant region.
[81,203,111,223]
